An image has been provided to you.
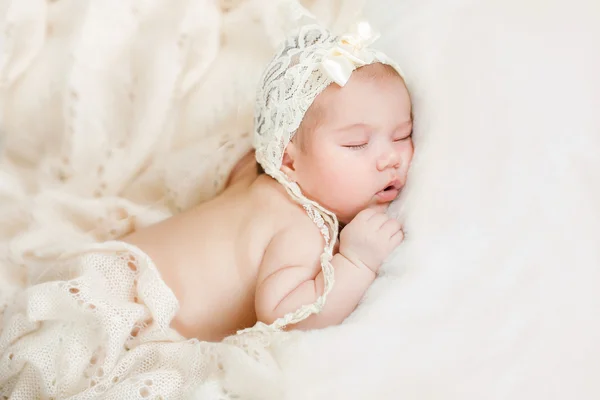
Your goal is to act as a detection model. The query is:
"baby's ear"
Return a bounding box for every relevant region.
[280,142,299,181]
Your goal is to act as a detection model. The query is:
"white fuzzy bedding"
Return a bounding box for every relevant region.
[1,0,600,398]
[253,0,600,399]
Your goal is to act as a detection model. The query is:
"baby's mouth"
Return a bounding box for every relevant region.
[375,181,401,202]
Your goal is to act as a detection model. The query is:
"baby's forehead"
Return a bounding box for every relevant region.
[301,75,410,138]
[310,65,405,110]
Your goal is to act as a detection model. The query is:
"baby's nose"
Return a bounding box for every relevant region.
[377,151,401,171]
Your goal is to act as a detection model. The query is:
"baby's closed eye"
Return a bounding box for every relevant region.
[343,142,369,150]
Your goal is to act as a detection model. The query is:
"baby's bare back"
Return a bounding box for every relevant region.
[122,173,308,341]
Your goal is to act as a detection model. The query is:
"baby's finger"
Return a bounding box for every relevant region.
[353,208,377,223]
[389,229,405,247]
[380,218,402,238]
[369,203,389,214]
[367,212,389,228]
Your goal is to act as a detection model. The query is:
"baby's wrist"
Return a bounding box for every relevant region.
[337,251,378,276]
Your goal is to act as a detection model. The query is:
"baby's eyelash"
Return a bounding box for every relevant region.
[393,132,413,141]
[344,143,368,150]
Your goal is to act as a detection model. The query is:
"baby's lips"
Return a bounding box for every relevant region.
[375,187,400,203]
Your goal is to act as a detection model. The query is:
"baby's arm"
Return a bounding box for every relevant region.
[255,251,376,330]
[255,209,403,330]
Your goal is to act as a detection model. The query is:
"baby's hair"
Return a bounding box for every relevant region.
[293,102,323,150]
[359,62,403,81]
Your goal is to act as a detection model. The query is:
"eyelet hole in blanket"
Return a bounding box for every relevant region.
[130,326,140,338]
[128,261,137,272]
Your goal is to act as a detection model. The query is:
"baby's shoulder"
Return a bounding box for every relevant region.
[260,208,325,276]
[249,177,326,270]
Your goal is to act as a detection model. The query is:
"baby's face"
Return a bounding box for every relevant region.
[282,64,414,224]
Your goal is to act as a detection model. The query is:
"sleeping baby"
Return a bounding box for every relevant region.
[0,22,413,398]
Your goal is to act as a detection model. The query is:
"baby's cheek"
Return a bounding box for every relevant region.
[403,142,415,164]
[332,178,365,205]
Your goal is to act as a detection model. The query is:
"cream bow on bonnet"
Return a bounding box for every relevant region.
[320,21,382,87]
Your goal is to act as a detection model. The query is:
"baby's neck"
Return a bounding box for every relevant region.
[252,175,346,237]
[225,151,259,189]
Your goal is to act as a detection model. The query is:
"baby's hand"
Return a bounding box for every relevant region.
[338,209,404,273]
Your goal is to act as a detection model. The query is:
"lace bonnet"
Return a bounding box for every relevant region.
[250,21,405,332]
